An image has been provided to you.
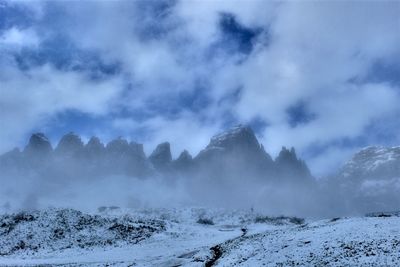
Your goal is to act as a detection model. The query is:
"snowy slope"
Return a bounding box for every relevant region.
[0,208,399,266]
[215,215,400,266]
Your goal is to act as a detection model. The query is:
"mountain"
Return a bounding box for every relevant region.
[55,132,84,156]
[196,125,270,160]
[24,133,52,156]
[172,150,193,171]
[326,145,400,214]
[22,133,53,169]
[193,125,312,183]
[85,136,106,157]
[339,146,400,180]
[275,146,312,180]
[0,125,313,183]
[104,137,151,177]
[149,142,172,171]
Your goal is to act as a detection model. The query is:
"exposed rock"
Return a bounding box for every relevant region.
[85,136,105,155]
[0,126,314,183]
[198,125,262,155]
[275,146,311,179]
[339,146,400,180]
[129,141,146,160]
[193,125,275,182]
[106,137,130,155]
[24,133,52,155]
[149,142,172,170]
[104,138,150,177]
[176,150,192,163]
[172,150,193,171]
[0,208,165,256]
[55,132,84,156]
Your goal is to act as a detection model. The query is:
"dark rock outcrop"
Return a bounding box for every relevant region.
[275,146,311,180]
[193,125,275,182]
[0,125,314,184]
[149,142,172,171]
[24,133,52,156]
[172,150,193,171]
[85,136,105,156]
[55,132,84,157]
[105,138,150,177]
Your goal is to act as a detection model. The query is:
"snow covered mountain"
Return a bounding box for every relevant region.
[339,146,400,180]
[321,146,400,215]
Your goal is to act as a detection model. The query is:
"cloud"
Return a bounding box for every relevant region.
[0,63,124,152]
[0,27,39,48]
[1,0,399,175]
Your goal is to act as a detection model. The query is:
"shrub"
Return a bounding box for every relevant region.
[197,217,214,225]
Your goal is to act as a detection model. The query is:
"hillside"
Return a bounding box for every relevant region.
[0,208,399,266]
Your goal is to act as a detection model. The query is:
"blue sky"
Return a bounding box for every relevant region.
[0,0,400,176]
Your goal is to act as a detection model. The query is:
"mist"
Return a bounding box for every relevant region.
[1,127,398,219]
[0,0,399,217]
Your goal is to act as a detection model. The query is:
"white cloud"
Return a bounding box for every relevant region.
[1,1,399,175]
[0,64,124,152]
[112,114,220,158]
[0,27,40,48]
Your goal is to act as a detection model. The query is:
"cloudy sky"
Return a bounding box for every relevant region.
[1,0,399,176]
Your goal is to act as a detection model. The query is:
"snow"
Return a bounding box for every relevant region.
[31,133,49,143]
[342,146,400,174]
[0,208,400,266]
[216,216,400,266]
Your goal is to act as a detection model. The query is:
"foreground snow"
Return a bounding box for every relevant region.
[0,208,399,266]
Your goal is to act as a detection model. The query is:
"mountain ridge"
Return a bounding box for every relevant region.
[0,125,312,182]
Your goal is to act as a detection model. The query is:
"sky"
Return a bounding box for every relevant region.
[0,0,399,176]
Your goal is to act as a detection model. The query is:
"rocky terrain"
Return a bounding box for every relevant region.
[0,208,399,266]
[0,208,165,257]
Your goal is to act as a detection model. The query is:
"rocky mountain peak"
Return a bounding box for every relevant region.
[129,141,146,159]
[275,146,311,178]
[85,136,105,154]
[276,146,297,164]
[339,146,400,179]
[56,132,84,155]
[177,150,192,162]
[172,150,193,171]
[206,125,260,151]
[24,133,52,154]
[149,142,172,169]
[106,137,130,154]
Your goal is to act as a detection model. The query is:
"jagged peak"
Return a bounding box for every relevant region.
[56,132,84,153]
[149,142,172,167]
[275,146,311,177]
[85,136,105,153]
[24,133,52,153]
[129,141,145,158]
[207,125,260,150]
[277,146,297,160]
[106,137,130,152]
[87,136,104,147]
[176,150,192,161]
[150,142,171,158]
[31,133,50,143]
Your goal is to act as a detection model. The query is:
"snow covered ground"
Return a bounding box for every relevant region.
[0,207,399,266]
